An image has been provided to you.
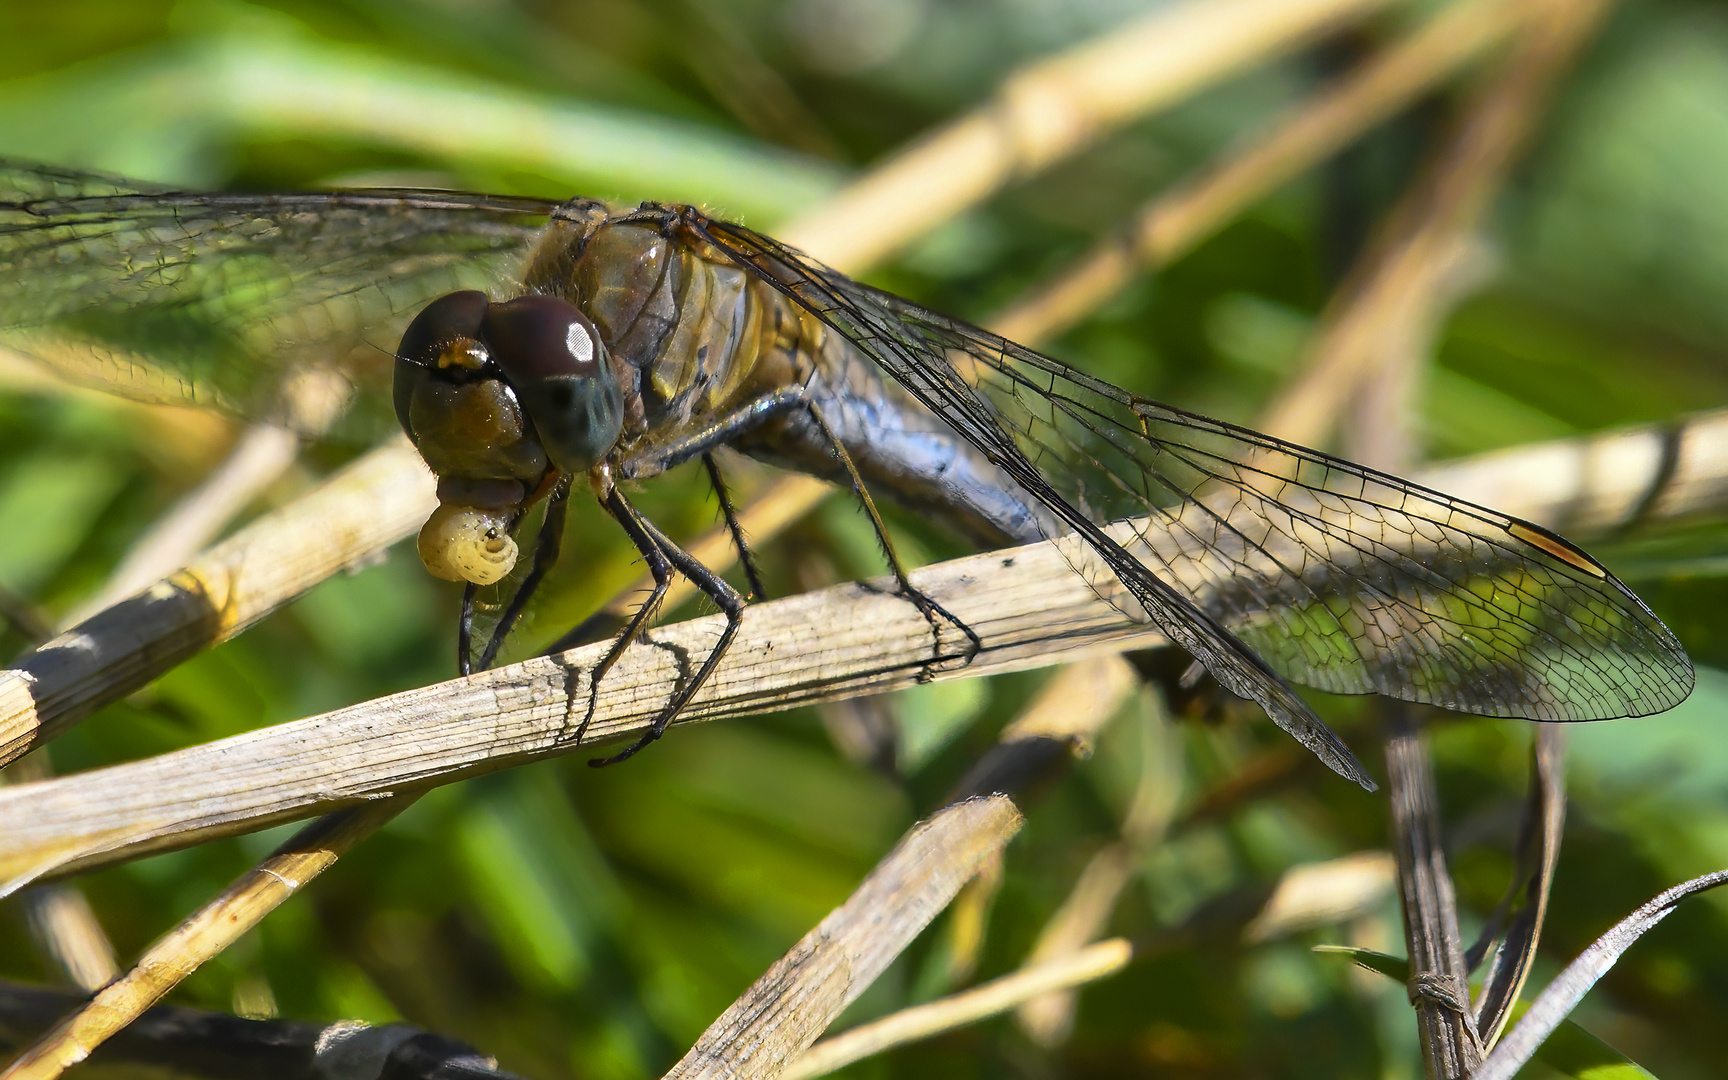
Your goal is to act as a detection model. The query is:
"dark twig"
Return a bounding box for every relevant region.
[2,798,415,1079]
[1384,706,1482,1079]
[0,979,526,1080]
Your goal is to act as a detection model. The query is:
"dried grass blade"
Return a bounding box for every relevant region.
[994,0,1522,347]
[0,438,435,767]
[57,370,351,629]
[1416,408,1728,536]
[664,795,1023,1080]
[782,938,1131,1080]
[781,0,1398,275]
[1470,724,1566,1048]
[1476,868,1728,1080]
[1260,0,1615,450]
[0,797,412,1080]
[6,405,1728,890]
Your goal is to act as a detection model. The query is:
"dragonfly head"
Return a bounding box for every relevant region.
[395,290,625,585]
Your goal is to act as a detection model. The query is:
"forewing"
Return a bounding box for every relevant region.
[696,215,1693,755]
[0,161,561,422]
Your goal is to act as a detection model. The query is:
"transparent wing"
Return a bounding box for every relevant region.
[696,214,1694,785]
[0,160,563,422]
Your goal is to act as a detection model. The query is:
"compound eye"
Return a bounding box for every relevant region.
[482,294,604,384]
[482,294,623,475]
[398,290,490,368]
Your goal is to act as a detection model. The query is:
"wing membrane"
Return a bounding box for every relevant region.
[0,161,560,420]
[696,215,1693,784]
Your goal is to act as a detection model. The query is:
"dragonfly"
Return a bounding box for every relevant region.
[0,161,1695,788]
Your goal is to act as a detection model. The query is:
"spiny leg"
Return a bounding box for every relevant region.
[475,477,572,672]
[539,395,803,661]
[576,483,677,746]
[589,491,747,767]
[459,583,479,676]
[804,401,981,666]
[703,451,768,601]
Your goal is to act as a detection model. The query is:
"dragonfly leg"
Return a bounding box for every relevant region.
[574,484,676,746]
[459,583,479,676]
[474,477,571,672]
[541,391,803,663]
[804,401,982,672]
[617,388,805,479]
[586,486,746,766]
[703,452,768,601]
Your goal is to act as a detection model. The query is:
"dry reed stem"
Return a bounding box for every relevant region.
[780,938,1132,1080]
[59,370,351,628]
[779,0,1398,275]
[664,796,1023,1080]
[0,798,412,1080]
[992,0,1521,347]
[3,410,1723,889]
[0,438,435,767]
[59,423,304,628]
[1258,0,1613,450]
[0,524,1176,892]
[1416,409,1728,535]
[0,348,236,461]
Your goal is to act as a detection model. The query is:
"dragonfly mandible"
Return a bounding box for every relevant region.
[0,162,1696,787]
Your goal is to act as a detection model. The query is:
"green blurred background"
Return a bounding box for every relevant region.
[5,0,1728,1077]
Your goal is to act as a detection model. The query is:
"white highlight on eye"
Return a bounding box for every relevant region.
[565,321,594,364]
[418,503,519,585]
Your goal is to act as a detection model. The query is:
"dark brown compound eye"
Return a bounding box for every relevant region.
[394,290,492,441]
[482,294,624,474]
[481,293,605,383]
[397,290,490,368]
